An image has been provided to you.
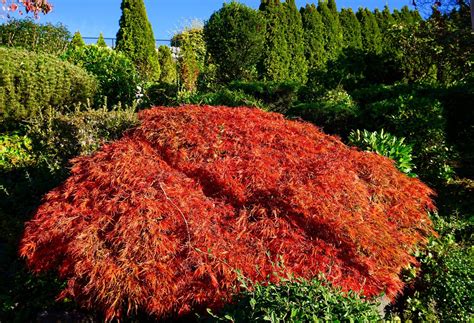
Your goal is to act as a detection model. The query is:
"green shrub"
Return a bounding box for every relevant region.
[204,2,265,83]
[26,103,138,172]
[207,275,381,322]
[0,132,34,171]
[176,89,263,108]
[228,81,299,113]
[288,87,359,136]
[396,235,474,322]
[348,129,415,176]
[0,18,70,55]
[362,94,454,183]
[70,31,85,48]
[62,45,140,106]
[0,47,98,128]
[157,45,177,85]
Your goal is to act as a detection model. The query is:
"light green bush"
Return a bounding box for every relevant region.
[0,47,98,127]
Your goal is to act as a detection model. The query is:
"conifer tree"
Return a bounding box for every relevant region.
[157,45,177,84]
[317,0,343,60]
[400,5,415,24]
[300,4,326,70]
[70,31,85,47]
[116,0,160,81]
[204,2,265,83]
[357,8,382,54]
[340,8,362,49]
[259,0,291,81]
[97,32,107,47]
[283,0,308,83]
[377,5,396,32]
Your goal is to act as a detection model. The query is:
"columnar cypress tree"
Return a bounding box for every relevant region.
[283,0,308,83]
[116,0,160,81]
[357,8,382,54]
[259,0,291,81]
[317,0,343,60]
[157,45,177,84]
[70,31,85,47]
[97,32,107,47]
[300,4,326,70]
[339,8,362,49]
[400,5,415,24]
[377,5,396,32]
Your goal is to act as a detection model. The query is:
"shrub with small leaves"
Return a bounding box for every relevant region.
[348,129,415,176]
[0,47,98,128]
[207,275,381,322]
[289,87,359,136]
[0,133,34,171]
[62,45,140,106]
[177,89,264,108]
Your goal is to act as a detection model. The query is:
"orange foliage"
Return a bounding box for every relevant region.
[20,106,435,321]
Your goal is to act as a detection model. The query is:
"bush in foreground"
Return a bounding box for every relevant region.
[20,106,435,320]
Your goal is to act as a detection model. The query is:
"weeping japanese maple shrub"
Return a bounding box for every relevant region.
[20,106,435,320]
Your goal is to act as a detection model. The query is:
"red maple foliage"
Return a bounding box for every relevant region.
[1,0,52,17]
[20,106,436,321]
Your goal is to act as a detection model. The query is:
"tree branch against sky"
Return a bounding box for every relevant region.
[1,0,52,18]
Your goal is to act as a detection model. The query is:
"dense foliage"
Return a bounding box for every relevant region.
[209,275,381,322]
[0,47,98,128]
[115,0,160,81]
[0,18,70,55]
[204,2,265,83]
[20,106,435,321]
[62,45,140,106]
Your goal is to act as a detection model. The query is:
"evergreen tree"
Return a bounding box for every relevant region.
[259,0,291,81]
[340,8,362,49]
[357,8,382,54]
[317,0,343,60]
[97,32,107,47]
[116,0,160,81]
[204,2,265,83]
[157,45,177,84]
[400,5,415,24]
[70,31,85,47]
[283,0,308,83]
[300,4,326,70]
[378,5,396,32]
[392,8,402,23]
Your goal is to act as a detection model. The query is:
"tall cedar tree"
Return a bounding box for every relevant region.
[204,2,265,83]
[300,4,326,70]
[340,8,362,49]
[317,0,343,61]
[283,0,308,83]
[357,8,382,54]
[116,0,160,81]
[70,31,85,47]
[157,45,177,84]
[97,32,107,47]
[259,0,291,81]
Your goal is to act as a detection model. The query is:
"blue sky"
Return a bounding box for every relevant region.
[7,0,416,43]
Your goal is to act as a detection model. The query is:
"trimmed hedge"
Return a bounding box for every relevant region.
[0,47,98,127]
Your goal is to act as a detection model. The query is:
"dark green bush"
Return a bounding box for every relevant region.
[395,235,474,322]
[0,47,98,128]
[207,275,381,322]
[26,103,138,172]
[228,81,299,113]
[141,82,179,107]
[62,45,140,106]
[176,89,263,108]
[348,129,415,176]
[288,88,359,136]
[204,2,265,83]
[0,18,70,55]
[361,94,454,183]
